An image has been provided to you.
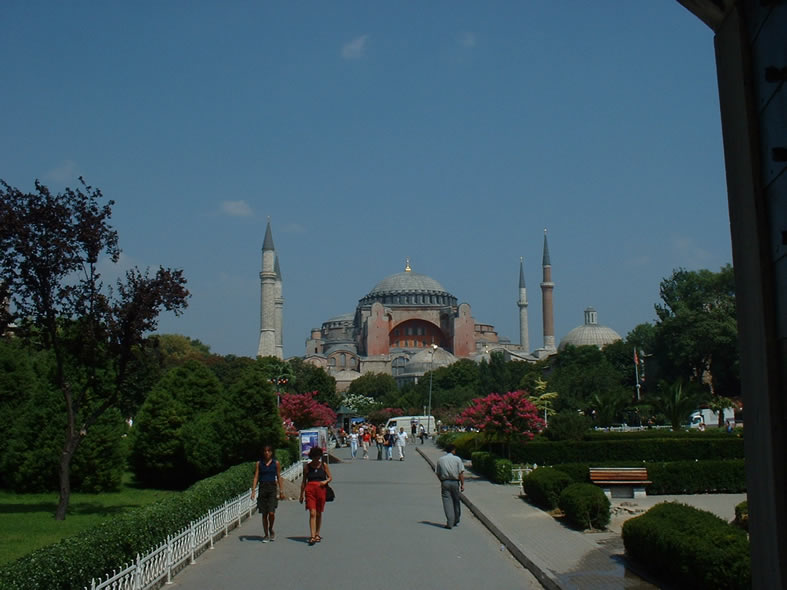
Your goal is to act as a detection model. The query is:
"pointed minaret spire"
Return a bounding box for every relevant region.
[542,228,551,266]
[258,219,282,359]
[518,257,529,353]
[540,228,556,351]
[274,254,284,359]
[263,217,275,251]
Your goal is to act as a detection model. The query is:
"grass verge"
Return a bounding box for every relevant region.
[0,476,178,566]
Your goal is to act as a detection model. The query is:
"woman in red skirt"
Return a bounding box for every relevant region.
[299,446,332,545]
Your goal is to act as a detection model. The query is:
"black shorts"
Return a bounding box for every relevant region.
[257,482,279,514]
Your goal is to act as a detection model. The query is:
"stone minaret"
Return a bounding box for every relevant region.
[540,229,556,351]
[518,257,529,353]
[257,220,282,358]
[274,254,284,359]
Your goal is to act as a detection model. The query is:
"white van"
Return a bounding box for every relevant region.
[384,415,436,436]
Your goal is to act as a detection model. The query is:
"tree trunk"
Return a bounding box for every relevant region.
[55,433,81,520]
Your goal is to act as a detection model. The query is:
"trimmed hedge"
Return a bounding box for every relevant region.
[646,460,746,494]
[522,467,573,510]
[470,451,513,484]
[734,500,748,531]
[558,483,610,530]
[551,459,746,495]
[511,438,744,465]
[0,462,255,590]
[622,502,750,589]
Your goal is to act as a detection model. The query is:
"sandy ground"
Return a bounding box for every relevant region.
[606,493,746,533]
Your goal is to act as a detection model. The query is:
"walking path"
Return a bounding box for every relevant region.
[417,443,745,590]
[169,440,744,590]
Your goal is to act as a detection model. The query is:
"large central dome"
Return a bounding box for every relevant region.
[368,271,449,295]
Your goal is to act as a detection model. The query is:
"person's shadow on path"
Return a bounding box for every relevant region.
[239,535,266,542]
[419,520,449,529]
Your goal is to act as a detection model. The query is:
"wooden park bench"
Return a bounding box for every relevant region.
[589,467,651,499]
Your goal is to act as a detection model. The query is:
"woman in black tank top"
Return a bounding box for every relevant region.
[299,446,332,545]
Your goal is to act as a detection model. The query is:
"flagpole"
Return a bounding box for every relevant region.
[634,348,641,401]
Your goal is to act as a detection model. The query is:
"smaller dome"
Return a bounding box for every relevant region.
[559,307,622,351]
[403,346,458,375]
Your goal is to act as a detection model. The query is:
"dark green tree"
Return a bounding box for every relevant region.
[0,179,189,518]
[546,345,626,412]
[130,360,222,488]
[347,372,398,400]
[288,357,338,407]
[654,265,739,397]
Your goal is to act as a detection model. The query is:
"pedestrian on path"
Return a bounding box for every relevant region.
[384,430,394,460]
[361,431,371,459]
[375,431,384,460]
[435,444,464,529]
[250,445,286,542]
[299,446,332,545]
[349,429,359,459]
[396,427,408,460]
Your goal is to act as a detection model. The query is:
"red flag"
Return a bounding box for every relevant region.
[634,348,639,365]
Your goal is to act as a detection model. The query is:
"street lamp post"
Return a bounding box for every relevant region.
[427,344,437,438]
[270,374,289,407]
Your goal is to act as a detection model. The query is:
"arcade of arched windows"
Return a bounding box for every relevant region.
[389,319,444,349]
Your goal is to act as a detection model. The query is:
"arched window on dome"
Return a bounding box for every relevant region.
[340,353,346,367]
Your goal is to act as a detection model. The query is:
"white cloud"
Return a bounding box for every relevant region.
[341,35,369,60]
[670,236,711,265]
[221,200,253,217]
[459,32,477,48]
[43,160,78,184]
[281,222,306,234]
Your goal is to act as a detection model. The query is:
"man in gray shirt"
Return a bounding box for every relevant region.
[435,444,465,529]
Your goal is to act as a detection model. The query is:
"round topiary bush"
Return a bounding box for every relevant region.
[558,482,611,530]
[522,466,574,509]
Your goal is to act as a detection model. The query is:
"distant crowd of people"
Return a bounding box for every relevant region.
[335,422,427,461]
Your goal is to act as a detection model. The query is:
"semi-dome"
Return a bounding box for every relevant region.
[399,346,458,375]
[559,307,622,351]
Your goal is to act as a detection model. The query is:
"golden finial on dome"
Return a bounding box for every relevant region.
[405,257,411,272]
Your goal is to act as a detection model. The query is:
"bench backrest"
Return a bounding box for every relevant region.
[589,467,649,482]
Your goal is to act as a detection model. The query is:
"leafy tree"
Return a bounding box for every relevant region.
[130,360,222,488]
[347,372,398,400]
[530,377,559,425]
[154,333,211,369]
[478,351,509,396]
[654,266,739,396]
[543,411,592,441]
[546,345,625,412]
[280,391,336,430]
[654,381,705,431]
[219,360,285,463]
[288,357,338,407]
[341,392,380,416]
[458,390,544,458]
[0,178,189,518]
[204,354,256,390]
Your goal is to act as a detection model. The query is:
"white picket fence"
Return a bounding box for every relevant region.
[86,489,254,590]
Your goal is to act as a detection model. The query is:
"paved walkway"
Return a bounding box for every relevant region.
[169,442,542,589]
[417,443,745,590]
[169,441,745,590]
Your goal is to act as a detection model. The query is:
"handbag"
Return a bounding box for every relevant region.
[325,484,335,502]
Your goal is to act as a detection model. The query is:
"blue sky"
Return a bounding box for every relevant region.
[0,2,732,358]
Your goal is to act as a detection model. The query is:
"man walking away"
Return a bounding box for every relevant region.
[435,444,464,529]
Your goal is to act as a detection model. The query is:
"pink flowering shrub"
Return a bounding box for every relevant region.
[280,391,337,430]
[458,390,545,457]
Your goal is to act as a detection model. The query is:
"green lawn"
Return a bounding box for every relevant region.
[0,477,179,566]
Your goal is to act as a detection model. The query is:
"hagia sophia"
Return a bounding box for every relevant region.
[256,221,621,390]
